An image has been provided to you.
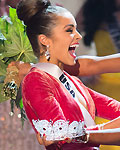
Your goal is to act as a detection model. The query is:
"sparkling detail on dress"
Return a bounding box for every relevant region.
[32,119,85,140]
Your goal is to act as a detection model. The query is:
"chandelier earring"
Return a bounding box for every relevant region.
[45,45,50,61]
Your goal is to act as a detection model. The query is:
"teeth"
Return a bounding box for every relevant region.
[69,44,79,48]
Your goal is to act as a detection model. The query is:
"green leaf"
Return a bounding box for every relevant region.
[0,69,6,76]
[0,32,6,40]
[0,7,37,63]
[0,7,37,106]
[1,25,36,62]
[0,83,9,103]
[0,60,7,76]
[19,99,23,109]
[0,53,4,60]
[22,50,37,63]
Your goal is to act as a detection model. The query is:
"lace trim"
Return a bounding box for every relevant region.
[32,119,85,140]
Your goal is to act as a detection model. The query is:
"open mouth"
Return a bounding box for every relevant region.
[68,44,79,58]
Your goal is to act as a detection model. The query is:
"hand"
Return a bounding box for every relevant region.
[8,61,31,82]
[72,133,90,143]
[36,133,54,146]
[36,133,72,146]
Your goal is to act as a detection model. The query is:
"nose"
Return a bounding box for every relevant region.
[75,30,82,41]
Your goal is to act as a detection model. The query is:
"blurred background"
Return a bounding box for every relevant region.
[0,0,120,150]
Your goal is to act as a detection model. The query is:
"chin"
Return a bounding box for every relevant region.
[68,60,76,66]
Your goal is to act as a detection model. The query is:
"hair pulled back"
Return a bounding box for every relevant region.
[17,0,58,58]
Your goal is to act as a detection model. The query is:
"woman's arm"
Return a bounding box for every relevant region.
[88,117,120,145]
[77,54,120,76]
[8,53,120,81]
[36,117,120,146]
[87,87,120,120]
[64,53,120,76]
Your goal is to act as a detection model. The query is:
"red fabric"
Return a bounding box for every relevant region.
[22,68,86,131]
[22,67,120,150]
[69,74,120,120]
[87,125,99,131]
[87,88,120,120]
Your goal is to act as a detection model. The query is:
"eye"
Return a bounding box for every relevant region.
[66,28,73,33]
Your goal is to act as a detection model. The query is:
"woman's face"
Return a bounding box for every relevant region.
[48,11,82,67]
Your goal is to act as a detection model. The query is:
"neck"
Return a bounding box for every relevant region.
[39,56,64,71]
[39,56,48,63]
[58,62,64,71]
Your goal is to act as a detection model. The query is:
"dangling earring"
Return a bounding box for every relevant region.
[45,45,50,61]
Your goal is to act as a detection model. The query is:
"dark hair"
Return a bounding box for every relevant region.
[81,0,116,46]
[17,0,60,58]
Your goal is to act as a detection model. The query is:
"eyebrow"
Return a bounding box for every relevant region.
[64,24,75,28]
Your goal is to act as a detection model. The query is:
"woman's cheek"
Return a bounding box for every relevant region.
[70,34,75,38]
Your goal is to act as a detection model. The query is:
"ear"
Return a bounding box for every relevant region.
[38,34,49,46]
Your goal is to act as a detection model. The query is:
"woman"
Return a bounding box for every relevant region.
[16,0,120,149]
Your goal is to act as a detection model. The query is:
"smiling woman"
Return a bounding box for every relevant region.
[15,0,120,150]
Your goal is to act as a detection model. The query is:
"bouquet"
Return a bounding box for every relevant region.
[0,7,37,125]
